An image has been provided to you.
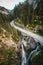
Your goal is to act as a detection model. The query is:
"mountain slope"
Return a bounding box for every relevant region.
[0,6,21,43]
[0,6,9,15]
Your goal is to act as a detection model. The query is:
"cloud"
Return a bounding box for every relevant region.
[0,0,25,10]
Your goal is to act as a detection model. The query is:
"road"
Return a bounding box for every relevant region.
[10,21,43,45]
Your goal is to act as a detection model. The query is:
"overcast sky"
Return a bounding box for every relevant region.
[0,0,25,10]
[0,0,32,10]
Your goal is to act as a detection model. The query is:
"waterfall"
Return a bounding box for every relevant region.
[27,45,40,63]
[22,44,26,65]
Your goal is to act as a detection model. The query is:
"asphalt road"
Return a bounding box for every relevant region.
[10,21,43,46]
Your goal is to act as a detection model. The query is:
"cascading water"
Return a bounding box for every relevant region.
[10,21,42,65]
[21,44,40,65]
[27,45,40,63]
[22,44,26,65]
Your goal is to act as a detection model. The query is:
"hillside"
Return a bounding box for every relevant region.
[0,6,21,65]
[0,0,43,65]
[0,9,20,41]
[0,6,9,15]
[13,0,43,36]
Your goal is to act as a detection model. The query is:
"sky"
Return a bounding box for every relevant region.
[0,0,25,10]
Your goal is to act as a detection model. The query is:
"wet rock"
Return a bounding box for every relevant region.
[21,36,39,50]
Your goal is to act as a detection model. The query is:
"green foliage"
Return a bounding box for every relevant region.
[13,0,43,26]
[0,13,20,41]
[36,28,43,36]
[14,18,24,28]
[11,27,21,41]
[0,10,20,65]
[14,0,33,26]
[0,43,18,65]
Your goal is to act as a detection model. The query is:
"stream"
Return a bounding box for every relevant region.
[22,44,26,65]
[22,43,40,65]
[10,21,42,65]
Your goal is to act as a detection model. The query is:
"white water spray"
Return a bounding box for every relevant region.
[22,44,26,65]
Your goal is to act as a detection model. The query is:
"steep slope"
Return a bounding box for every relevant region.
[0,6,9,15]
[0,6,21,48]
[0,6,21,65]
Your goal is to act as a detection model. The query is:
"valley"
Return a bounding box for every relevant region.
[0,0,43,65]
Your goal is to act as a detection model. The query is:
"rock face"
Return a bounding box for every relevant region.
[16,34,40,64]
[0,6,9,15]
[0,27,40,65]
[17,33,40,53]
[20,35,39,50]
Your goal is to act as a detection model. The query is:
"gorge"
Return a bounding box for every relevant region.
[10,20,43,65]
[0,0,43,64]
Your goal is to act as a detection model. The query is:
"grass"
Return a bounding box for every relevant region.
[0,13,20,65]
[14,18,43,36]
[0,13,21,41]
[14,18,24,27]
